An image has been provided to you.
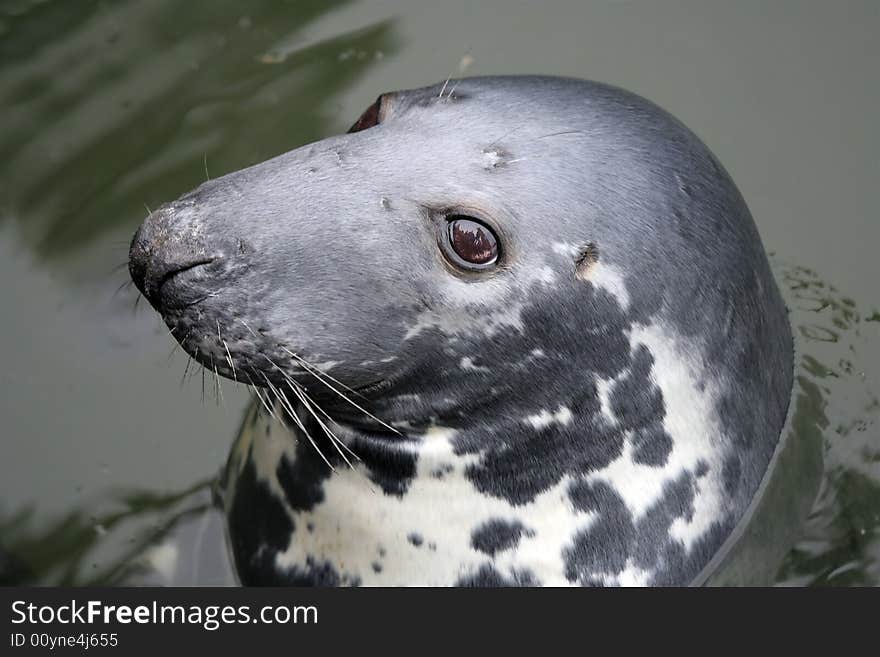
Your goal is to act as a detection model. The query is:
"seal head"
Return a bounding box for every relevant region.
[129,76,793,586]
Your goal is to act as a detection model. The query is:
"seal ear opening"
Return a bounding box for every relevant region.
[348,94,390,133]
[575,243,599,281]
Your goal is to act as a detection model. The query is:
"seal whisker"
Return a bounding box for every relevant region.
[535,129,586,140]
[166,340,181,362]
[290,384,356,470]
[222,340,237,381]
[487,125,524,150]
[253,387,277,420]
[276,389,336,474]
[181,354,194,387]
[217,321,237,382]
[283,375,360,467]
[172,329,194,365]
[438,77,451,100]
[211,356,225,408]
[274,363,361,463]
[262,374,335,472]
[279,346,367,400]
[438,52,472,101]
[279,346,402,436]
[237,319,387,437]
[261,353,360,467]
[165,327,187,365]
[238,318,258,338]
[245,373,278,421]
[112,279,135,299]
[297,385,361,463]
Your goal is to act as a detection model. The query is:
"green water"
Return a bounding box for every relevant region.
[1,0,877,585]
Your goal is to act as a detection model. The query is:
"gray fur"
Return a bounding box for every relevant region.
[129,76,793,586]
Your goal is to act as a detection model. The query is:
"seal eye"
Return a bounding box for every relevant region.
[441,215,499,270]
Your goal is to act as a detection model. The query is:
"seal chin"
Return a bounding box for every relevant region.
[158,301,348,404]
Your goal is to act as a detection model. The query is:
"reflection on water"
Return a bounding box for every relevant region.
[0,0,397,261]
[0,480,214,586]
[775,266,880,586]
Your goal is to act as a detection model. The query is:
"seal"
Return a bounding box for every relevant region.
[128,76,795,586]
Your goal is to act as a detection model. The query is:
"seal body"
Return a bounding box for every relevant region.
[129,76,794,586]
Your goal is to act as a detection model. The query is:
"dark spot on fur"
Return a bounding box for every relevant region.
[269,556,361,587]
[456,564,539,587]
[407,532,423,547]
[410,281,636,504]
[286,557,342,586]
[632,472,700,581]
[631,426,673,466]
[276,439,333,512]
[564,481,634,582]
[722,457,741,495]
[610,345,665,432]
[228,457,294,585]
[564,471,713,585]
[431,464,454,479]
[649,516,736,587]
[471,519,532,556]
[351,437,418,497]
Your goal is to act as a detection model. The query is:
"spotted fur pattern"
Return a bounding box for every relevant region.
[222,244,790,585]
